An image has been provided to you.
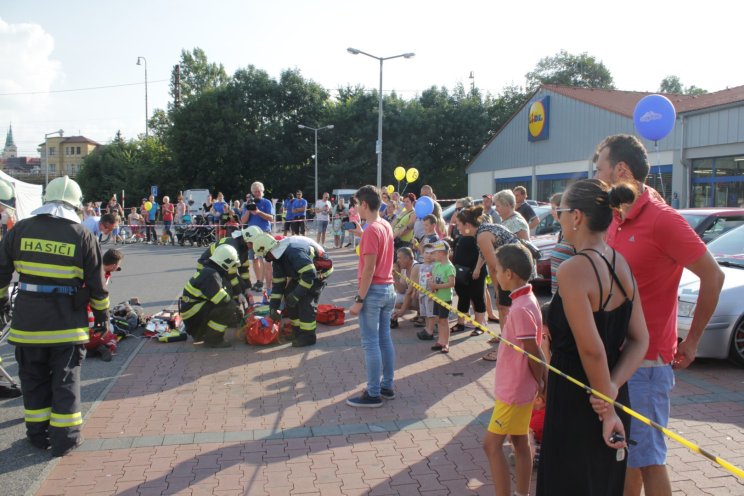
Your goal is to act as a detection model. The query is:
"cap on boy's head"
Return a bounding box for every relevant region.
[431,240,448,252]
[482,193,493,200]
[422,242,436,254]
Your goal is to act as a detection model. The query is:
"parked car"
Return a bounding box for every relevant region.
[678,208,744,243]
[677,224,744,366]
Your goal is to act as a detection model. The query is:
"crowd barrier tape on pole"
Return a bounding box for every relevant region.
[394,270,744,479]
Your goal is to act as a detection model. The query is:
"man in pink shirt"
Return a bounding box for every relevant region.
[347,185,396,408]
[595,134,724,496]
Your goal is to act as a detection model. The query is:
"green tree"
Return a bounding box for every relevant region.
[525,50,614,90]
[171,47,229,106]
[659,75,707,95]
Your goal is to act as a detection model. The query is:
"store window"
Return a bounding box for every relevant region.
[692,157,744,207]
[494,178,531,198]
[645,166,673,205]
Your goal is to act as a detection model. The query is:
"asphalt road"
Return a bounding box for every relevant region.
[0,241,206,496]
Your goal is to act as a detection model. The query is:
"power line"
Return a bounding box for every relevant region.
[0,79,169,97]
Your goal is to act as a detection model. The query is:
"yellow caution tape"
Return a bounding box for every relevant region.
[395,270,744,479]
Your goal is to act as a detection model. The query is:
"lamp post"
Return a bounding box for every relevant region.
[44,129,64,187]
[347,47,415,188]
[298,124,334,203]
[136,56,149,138]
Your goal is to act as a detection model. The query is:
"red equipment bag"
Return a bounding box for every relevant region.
[245,315,279,346]
[316,304,345,326]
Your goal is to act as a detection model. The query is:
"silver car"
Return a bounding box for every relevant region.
[678,225,744,366]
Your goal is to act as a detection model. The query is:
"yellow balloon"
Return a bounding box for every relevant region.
[386,185,394,195]
[394,166,406,182]
[144,201,152,211]
[406,167,419,183]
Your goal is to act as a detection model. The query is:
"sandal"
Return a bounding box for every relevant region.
[431,342,448,352]
[440,345,449,354]
[470,329,484,336]
[482,349,499,361]
[450,323,466,333]
[487,316,499,323]
[417,330,435,341]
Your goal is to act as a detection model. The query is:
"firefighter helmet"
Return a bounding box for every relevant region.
[43,176,84,209]
[232,225,263,243]
[210,244,240,271]
[0,179,15,210]
[251,232,278,257]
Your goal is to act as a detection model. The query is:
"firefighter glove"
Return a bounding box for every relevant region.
[92,309,109,329]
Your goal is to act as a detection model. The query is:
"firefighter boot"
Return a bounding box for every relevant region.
[292,330,317,348]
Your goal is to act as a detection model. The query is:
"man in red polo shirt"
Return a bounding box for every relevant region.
[595,134,724,496]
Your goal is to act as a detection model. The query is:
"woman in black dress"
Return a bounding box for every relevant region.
[537,179,649,495]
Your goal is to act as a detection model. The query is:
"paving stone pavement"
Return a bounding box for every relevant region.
[27,247,744,495]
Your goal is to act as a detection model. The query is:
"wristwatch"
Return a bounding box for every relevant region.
[354,295,364,304]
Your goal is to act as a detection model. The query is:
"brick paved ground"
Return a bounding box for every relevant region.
[33,248,744,495]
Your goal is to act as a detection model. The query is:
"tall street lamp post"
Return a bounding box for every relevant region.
[44,129,64,187]
[347,47,415,188]
[136,56,149,138]
[298,124,334,202]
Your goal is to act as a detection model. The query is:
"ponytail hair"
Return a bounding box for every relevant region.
[457,205,485,227]
[563,179,637,232]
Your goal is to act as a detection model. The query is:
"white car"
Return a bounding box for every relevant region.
[677,225,744,366]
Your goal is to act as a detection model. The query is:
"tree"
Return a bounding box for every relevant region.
[659,75,708,95]
[525,50,614,90]
[171,48,229,106]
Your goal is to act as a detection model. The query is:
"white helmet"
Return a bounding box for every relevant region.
[232,225,263,243]
[44,176,83,209]
[210,244,240,271]
[0,179,15,210]
[251,232,278,257]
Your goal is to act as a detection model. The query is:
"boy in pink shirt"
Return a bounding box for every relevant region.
[483,243,546,496]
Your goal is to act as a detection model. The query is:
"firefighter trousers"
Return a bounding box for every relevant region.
[15,345,85,455]
[284,279,325,346]
[184,303,238,345]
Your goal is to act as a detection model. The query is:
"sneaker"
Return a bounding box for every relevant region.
[380,388,396,400]
[346,390,383,408]
[252,281,264,292]
[416,330,435,341]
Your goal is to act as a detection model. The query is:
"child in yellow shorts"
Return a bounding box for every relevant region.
[482,243,546,496]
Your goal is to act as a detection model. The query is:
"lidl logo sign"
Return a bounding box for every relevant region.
[528,96,550,142]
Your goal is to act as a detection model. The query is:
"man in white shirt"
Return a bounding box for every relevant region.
[314,192,332,246]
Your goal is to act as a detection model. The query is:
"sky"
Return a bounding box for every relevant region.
[2,0,742,157]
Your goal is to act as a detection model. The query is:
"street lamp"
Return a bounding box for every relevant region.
[136,56,149,138]
[347,47,415,188]
[44,129,64,187]
[298,124,334,203]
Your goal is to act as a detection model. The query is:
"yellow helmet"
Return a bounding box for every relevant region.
[232,225,263,243]
[209,244,240,271]
[251,232,278,257]
[43,176,83,209]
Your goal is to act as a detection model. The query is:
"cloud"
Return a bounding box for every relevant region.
[0,17,63,111]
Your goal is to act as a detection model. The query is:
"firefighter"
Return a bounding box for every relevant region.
[196,226,262,294]
[180,243,241,348]
[0,176,109,456]
[252,232,333,347]
[0,178,22,399]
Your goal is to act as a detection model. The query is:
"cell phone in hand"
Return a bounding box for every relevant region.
[342,221,356,230]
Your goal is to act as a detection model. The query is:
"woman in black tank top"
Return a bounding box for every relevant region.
[537,179,649,496]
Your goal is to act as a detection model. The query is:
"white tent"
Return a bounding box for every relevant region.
[0,170,43,220]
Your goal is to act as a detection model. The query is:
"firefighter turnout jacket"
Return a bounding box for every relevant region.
[180,262,235,339]
[0,214,109,346]
[197,237,250,292]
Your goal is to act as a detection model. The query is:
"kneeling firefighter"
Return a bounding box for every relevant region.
[180,244,242,348]
[196,226,261,295]
[251,232,333,347]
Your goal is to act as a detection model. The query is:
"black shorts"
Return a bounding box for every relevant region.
[496,285,512,307]
[433,300,451,319]
[284,220,292,232]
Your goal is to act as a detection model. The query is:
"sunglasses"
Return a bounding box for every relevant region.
[554,207,575,218]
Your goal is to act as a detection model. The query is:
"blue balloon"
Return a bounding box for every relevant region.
[633,94,676,142]
[414,196,434,218]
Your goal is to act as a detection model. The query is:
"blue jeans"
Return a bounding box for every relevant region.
[358,283,396,397]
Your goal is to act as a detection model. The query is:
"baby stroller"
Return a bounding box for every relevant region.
[175,214,192,246]
[183,215,215,247]
[0,286,22,397]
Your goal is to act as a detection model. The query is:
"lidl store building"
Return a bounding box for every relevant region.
[466,84,744,209]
